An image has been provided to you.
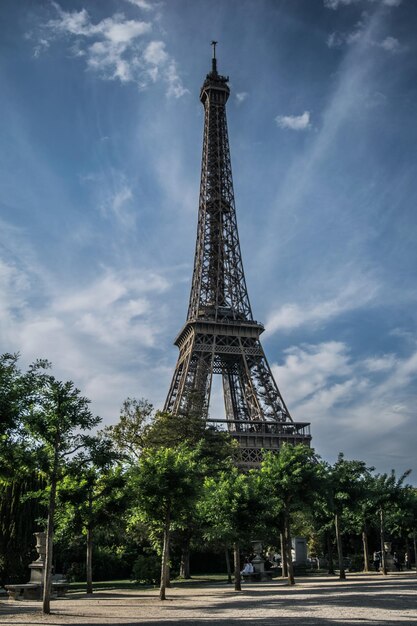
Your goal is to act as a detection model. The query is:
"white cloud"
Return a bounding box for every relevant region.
[38,3,187,97]
[124,0,154,10]
[327,18,366,49]
[324,0,357,7]
[379,36,401,53]
[275,111,311,131]
[272,341,352,406]
[165,60,189,99]
[236,92,248,105]
[33,38,50,58]
[328,27,402,54]
[0,238,175,422]
[269,340,417,474]
[363,355,397,372]
[324,0,401,9]
[265,278,378,335]
[144,40,168,65]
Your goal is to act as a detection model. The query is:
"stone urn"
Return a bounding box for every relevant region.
[29,532,46,584]
[34,532,47,562]
[251,540,265,575]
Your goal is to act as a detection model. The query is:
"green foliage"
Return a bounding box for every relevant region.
[0,353,41,480]
[24,372,100,471]
[63,543,137,582]
[103,398,153,463]
[327,454,374,515]
[133,444,202,534]
[260,444,319,512]
[131,553,161,585]
[0,476,46,585]
[199,466,267,546]
[2,356,417,590]
[144,411,236,473]
[55,463,127,537]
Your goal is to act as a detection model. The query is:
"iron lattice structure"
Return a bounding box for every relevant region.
[164,46,311,466]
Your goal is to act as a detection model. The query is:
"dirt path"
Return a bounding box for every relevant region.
[1,573,416,625]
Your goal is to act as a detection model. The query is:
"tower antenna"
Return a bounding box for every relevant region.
[211,40,218,73]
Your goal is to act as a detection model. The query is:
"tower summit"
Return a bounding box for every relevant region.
[164,47,311,466]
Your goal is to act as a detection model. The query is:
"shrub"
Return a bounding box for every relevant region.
[131,553,160,585]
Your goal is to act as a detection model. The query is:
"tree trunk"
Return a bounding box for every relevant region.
[86,525,93,594]
[233,542,241,591]
[334,512,346,580]
[362,528,370,572]
[413,533,417,575]
[225,547,232,584]
[159,509,170,600]
[180,536,191,579]
[380,508,388,575]
[327,531,335,575]
[43,439,59,614]
[284,509,295,585]
[280,530,288,578]
[405,537,410,569]
[165,563,171,588]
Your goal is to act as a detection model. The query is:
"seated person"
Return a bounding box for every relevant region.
[241,559,254,575]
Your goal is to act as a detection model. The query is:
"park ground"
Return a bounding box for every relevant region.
[1,572,416,626]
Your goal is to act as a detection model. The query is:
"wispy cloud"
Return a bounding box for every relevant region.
[124,0,155,10]
[265,278,378,335]
[271,339,417,471]
[272,341,353,406]
[328,25,403,54]
[236,92,248,105]
[81,169,138,230]
[0,234,175,421]
[275,111,311,131]
[324,0,402,9]
[36,3,187,97]
[0,208,179,423]
[379,36,401,52]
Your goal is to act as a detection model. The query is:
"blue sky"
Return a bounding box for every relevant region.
[1,0,416,479]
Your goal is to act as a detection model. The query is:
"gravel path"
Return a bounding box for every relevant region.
[1,573,416,625]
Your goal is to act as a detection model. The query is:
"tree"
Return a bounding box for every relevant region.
[199,466,268,591]
[132,445,202,600]
[371,470,411,575]
[56,437,125,594]
[323,455,373,580]
[103,397,153,464]
[260,445,319,585]
[24,367,100,614]
[0,354,46,584]
[144,409,235,578]
[397,487,417,572]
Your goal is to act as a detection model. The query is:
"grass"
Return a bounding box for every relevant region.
[68,573,232,593]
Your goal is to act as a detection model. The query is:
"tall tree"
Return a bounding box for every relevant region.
[144,409,235,578]
[371,470,411,575]
[199,466,268,591]
[24,366,100,614]
[132,445,202,600]
[260,445,319,585]
[324,455,372,580]
[0,354,46,583]
[56,437,125,594]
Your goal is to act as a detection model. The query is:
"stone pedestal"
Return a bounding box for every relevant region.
[29,531,46,584]
[5,532,46,600]
[251,540,271,581]
[292,537,308,566]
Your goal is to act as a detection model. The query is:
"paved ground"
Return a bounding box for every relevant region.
[1,573,416,626]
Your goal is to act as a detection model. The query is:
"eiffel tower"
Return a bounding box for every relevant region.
[164,44,311,466]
